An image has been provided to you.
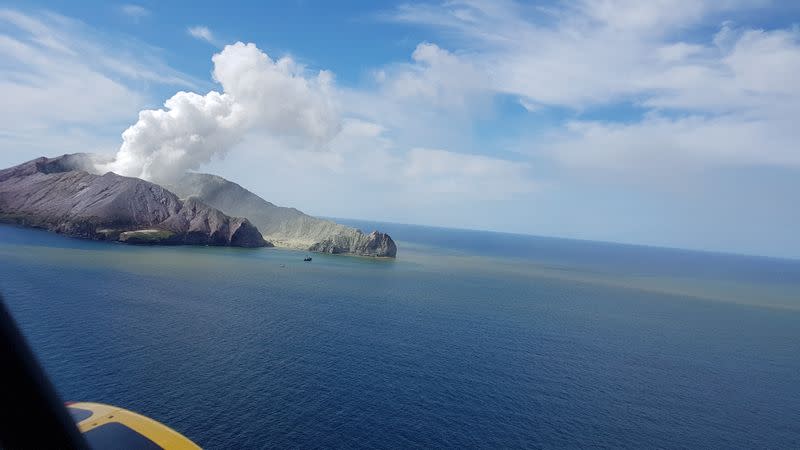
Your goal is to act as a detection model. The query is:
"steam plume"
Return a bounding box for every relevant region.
[99,42,340,183]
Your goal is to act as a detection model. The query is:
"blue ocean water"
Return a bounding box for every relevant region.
[1,222,799,448]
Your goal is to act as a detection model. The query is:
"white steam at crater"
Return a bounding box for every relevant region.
[99,42,341,182]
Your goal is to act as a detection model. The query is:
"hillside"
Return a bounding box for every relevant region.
[169,173,397,257]
[0,155,267,248]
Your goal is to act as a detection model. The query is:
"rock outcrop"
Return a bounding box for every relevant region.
[309,230,397,257]
[0,155,268,248]
[169,173,397,257]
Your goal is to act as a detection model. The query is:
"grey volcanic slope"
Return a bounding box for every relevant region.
[0,155,267,248]
[169,173,397,257]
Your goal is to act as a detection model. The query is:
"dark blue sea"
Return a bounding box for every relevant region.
[1,221,799,448]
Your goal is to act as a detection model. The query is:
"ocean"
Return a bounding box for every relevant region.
[1,221,799,448]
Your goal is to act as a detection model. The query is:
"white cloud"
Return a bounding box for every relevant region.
[550,113,800,173]
[0,9,194,168]
[121,4,149,21]
[0,33,142,125]
[334,46,496,162]
[390,0,772,109]
[188,26,215,44]
[569,0,759,33]
[546,25,800,173]
[403,148,536,197]
[387,0,800,173]
[379,42,490,110]
[518,98,541,112]
[637,26,800,114]
[212,42,340,142]
[0,9,195,86]
[323,126,536,200]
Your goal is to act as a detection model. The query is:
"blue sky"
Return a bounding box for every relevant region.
[1,1,799,258]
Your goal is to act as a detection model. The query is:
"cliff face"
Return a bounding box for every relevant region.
[169,173,397,257]
[0,156,267,248]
